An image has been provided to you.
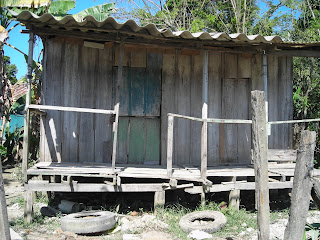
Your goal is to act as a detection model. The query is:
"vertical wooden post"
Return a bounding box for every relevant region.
[24,191,34,224]
[262,53,270,137]
[229,176,240,210]
[112,42,124,172]
[201,50,208,181]
[251,90,270,240]
[112,103,119,173]
[0,160,11,240]
[284,130,316,240]
[167,115,174,177]
[154,191,165,210]
[22,33,34,184]
[200,50,209,206]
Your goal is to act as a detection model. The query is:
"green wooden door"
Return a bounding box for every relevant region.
[113,67,161,164]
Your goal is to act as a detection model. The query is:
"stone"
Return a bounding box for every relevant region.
[123,234,141,240]
[187,230,212,240]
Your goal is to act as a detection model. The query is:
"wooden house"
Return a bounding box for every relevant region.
[15,11,320,220]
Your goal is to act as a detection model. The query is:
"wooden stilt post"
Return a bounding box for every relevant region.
[23,33,34,223]
[229,176,240,210]
[251,90,270,240]
[154,191,165,210]
[284,130,316,240]
[201,50,209,206]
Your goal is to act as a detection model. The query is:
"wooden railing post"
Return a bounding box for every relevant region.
[112,103,120,173]
[284,130,316,240]
[167,115,174,177]
[251,90,270,240]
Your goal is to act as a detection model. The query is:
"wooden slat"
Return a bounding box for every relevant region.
[95,47,113,163]
[176,53,191,165]
[267,55,279,148]
[208,52,222,166]
[128,117,144,164]
[190,53,202,166]
[25,182,165,192]
[113,67,129,116]
[117,117,129,163]
[251,54,263,91]
[130,47,146,68]
[221,78,237,163]
[62,42,80,162]
[278,56,288,149]
[224,53,237,79]
[161,53,176,165]
[112,103,120,170]
[268,149,297,162]
[236,79,251,164]
[130,68,145,116]
[238,53,252,78]
[79,46,96,163]
[145,68,161,116]
[144,118,160,164]
[45,39,64,163]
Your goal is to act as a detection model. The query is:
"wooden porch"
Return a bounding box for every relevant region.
[26,161,320,194]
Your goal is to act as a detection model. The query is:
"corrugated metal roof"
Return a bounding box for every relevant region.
[15,11,283,44]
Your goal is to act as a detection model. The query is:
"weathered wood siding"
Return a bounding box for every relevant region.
[161,51,293,166]
[40,37,293,166]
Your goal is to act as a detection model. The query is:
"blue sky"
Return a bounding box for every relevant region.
[4,0,112,79]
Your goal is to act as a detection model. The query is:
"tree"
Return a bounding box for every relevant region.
[120,0,283,35]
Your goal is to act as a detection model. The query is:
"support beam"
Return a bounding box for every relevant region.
[24,191,34,223]
[201,50,208,181]
[154,191,165,209]
[251,90,270,240]
[112,103,119,173]
[229,177,240,210]
[22,33,34,184]
[262,53,270,136]
[284,130,316,240]
[167,115,174,177]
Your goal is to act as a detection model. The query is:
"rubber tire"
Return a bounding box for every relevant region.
[179,210,227,233]
[61,211,116,234]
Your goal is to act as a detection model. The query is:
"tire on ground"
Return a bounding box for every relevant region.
[179,210,227,233]
[61,211,116,234]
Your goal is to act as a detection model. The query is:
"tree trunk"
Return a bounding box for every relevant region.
[0,42,11,240]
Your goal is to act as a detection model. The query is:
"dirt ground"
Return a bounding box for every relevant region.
[3,166,320,240]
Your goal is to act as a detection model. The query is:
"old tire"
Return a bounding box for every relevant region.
[179,210,227,233]
[61,211,116,234]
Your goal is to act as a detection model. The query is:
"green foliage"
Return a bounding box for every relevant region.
[4,55,17,84]
[73,3,116,22]
[303,223,320,240]
[0,126,23,163]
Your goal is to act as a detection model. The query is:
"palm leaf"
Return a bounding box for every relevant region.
[48,0,75,16]
[2,0,51,8]
[73,3,116,22]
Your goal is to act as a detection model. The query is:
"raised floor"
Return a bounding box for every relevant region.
[25,162,320,194]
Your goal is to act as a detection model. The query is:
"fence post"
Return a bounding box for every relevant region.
[251,90,270,240]
[284,130,316,240]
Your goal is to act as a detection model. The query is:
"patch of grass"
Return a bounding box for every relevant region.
[155,201,258,239]
[270,208,289,222]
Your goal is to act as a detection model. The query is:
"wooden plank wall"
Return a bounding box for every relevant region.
[41,37,114,163]
[161,52,293,166]
[41,37,293,166]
